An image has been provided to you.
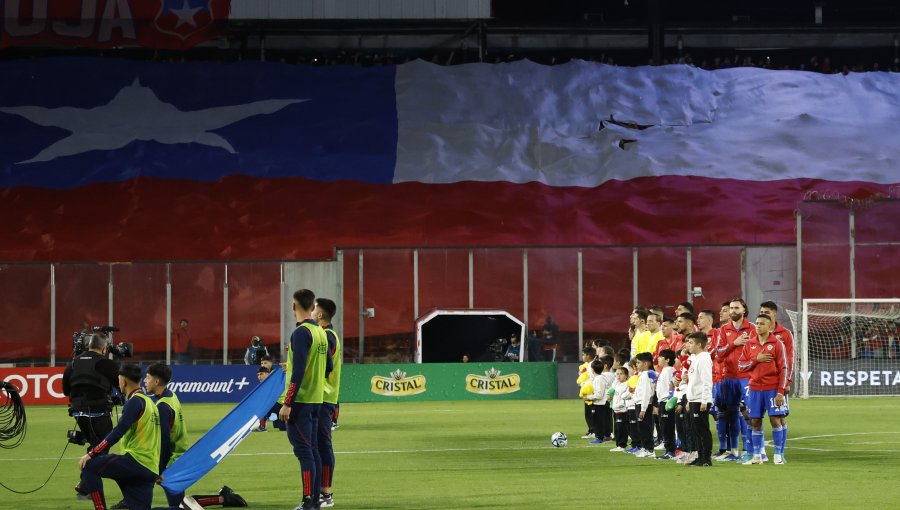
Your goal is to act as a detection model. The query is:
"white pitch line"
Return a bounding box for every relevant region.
[0,444,586,462]
[6,431,900,463]
[787,431,900,441]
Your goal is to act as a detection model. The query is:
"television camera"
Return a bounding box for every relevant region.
[72,326,133,359]
[487,337,509,362]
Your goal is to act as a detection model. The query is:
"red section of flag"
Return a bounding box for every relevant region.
[0,174,886,262]
[0,0,230,50]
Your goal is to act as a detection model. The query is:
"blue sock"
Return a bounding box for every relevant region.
[729,411,742,450]
[741,415,751,451]
[727,415,738,450]
[760,422,766,454]
[716,415,728,452]
[772,426,785,455]
[782,424,788,455]
[752,430,764,456]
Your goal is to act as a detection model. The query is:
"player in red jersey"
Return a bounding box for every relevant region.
[697,309,729,460]
[712,302,738,461]
[716,297,758,462]
[760,301,793,464]
[760,302,794,394]
[738,314,790,465]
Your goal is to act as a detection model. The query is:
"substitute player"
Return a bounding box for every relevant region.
[78,364,160,510]
[738,314,790,465]
[279,289,333,510]
[315,297,341,508]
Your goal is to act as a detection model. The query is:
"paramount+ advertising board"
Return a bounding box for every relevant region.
[0,365,261,405]
[342,362,558,402]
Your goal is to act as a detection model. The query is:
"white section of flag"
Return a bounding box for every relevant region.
[394,59,900,187]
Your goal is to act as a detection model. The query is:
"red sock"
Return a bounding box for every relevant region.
[91,491,106,510]
[303,470,312,497]
[195,496,221,506]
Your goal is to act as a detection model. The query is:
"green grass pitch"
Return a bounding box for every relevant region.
[3,398,899,509]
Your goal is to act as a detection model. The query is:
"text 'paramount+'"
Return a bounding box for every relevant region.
[168,377,250,394]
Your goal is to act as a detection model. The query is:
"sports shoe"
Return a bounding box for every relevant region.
[581,432,595,439]
[609,446,625,452]
[219,486,248,507]
[761,452,769,463]
[654,442,666,451]
[254,426,267,432]
[638,449,656,458]
[331,423,339,431]
[602,436,614,442]
[657,452,675,460]
[738,451,754,463]
[181,496,204,510]
[713,450,728,461]
[74,483,89,498]
[320,493,334,508]
[293,496,318,510]
[773,454,786,465]
[589,438,604,444]
[742,455,764,465]
[718,453,740,462]
[679,452,698,465]
[110,500,128,509]
[624,447,639,454]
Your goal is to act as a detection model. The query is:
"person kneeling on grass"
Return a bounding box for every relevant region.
[79,364,160,510]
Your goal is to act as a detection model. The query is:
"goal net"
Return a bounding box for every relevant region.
[786,299,900,398]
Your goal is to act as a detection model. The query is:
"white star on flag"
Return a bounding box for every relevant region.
[0,79,307,164]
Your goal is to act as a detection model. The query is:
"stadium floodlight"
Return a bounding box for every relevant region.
[787,299,900,398]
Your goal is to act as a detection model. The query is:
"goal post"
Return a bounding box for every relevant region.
[786,299,900,398]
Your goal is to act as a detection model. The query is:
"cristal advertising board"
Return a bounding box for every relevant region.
[341,362,558,402]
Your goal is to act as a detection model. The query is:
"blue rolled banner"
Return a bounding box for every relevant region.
[161,367,285,494]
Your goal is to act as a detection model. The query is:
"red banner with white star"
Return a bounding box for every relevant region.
[0,0,230,50]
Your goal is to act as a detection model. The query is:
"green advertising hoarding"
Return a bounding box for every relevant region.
[340,362,557,402]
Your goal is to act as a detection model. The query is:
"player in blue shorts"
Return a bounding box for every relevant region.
[738,313,790,465]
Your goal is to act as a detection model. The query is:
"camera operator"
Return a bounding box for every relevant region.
[505,333,521,361]
[244,336,270,365]
[63,332,119,499]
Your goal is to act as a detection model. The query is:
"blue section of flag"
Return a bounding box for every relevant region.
[0,58,398,189]
[161,366,286,494]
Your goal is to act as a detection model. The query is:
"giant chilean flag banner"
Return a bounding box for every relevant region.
[0,1,230,50]
[161,366,285,494]
[1,57,898,262]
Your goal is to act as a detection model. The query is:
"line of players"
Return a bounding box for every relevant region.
[76,290,342,510]
[577,298,793,466]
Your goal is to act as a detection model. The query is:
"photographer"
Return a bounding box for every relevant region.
[244,336,270,366]
[63,332,119,499]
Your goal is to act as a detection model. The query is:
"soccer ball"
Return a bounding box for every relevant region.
[550,432,568,448]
